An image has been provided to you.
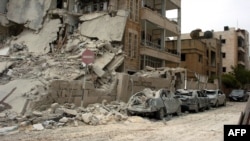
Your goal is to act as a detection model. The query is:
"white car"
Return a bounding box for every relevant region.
[203,89,226,107]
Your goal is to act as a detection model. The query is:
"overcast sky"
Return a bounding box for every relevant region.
[179,0,250,34]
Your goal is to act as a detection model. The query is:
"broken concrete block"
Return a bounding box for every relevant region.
[51,103,60,113]
[32,111,43,117]
[33,123,44,131]
[92,64,106,77]
[0,47,10,56]
[61,108,77,116]
[0,61,14,74]
[59,117,68,123]
[106,55,125,71]
[11,19,62,54]
[94,52,115,70]
[0,125,19,136]
[81,113,93,123]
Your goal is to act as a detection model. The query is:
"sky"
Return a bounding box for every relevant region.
[173,0,250,34]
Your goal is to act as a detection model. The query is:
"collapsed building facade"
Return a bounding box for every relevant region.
[0,0,188,113]
[0,0,220,132]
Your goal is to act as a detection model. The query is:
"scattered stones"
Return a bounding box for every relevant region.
[33,123,44,131]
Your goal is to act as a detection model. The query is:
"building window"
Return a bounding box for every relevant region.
[140,55,163,69]
[198,55,202,63]
[221,39,226,44]
[128,31,138,59]
[181,53,186,61]
[222,53,226,58]
[127,0,139,22]
[222,67,226,72]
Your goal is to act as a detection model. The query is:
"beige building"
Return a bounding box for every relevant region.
[213,26,250,73]
[0,0,181,73]
[167,36,222,82]
[123,0,181,73]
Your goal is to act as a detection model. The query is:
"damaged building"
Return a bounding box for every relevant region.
[0,0,206,117]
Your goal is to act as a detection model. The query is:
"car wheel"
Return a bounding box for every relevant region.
[215,101,219,107]
[206,104,210,110]
[176,106,182,116]
[222,100,226,106]
[156,108,165,120]
[194,104,199,113]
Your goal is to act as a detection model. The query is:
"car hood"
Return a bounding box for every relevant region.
[207,95,216,99]
[230,93,244,97]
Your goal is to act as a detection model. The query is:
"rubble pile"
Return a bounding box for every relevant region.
[0,101,128,135]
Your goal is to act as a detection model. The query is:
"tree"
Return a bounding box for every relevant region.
[221,73,240,89]
[230,66,250,88]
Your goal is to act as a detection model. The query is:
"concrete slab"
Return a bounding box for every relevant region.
[80,10,128,42]
[0,79,43,114]
[0,61,14,74]
[6,0,52,30]
[0,47,10,56]
[11,19,61,54]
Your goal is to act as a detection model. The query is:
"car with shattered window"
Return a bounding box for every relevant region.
[126,88,182,120]
[175,89,210,112]
[203,89,226,107]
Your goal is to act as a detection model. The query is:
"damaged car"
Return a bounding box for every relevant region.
[126,88,182,120]
[175,89,210,112]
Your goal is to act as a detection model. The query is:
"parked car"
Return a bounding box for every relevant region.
[229,89,249,102]
[126,88,182,120]
[203,89,226,107]
[175,89,210,113]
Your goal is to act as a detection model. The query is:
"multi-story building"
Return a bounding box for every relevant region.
[0,0,181,73]
[213,26,250,73]
[167,31,222,82]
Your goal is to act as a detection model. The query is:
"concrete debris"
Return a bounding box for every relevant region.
[6,0,52,30]
[0,61,14,74]
[79,12,106,21]
[0,47,10,56]
[11,19,62,54]
[0,125,18,136]
[33,123,44,131]
[80,10,128,42]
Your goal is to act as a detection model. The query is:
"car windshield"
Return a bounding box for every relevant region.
[231,90,244,95]
[205,90,216,95]
[176,92,193,96]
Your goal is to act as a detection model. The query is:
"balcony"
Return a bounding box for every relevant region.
[238,61,245,66]
[141,8,180,35]
[140,42,180,63]
[167,0,181,9]
[238,47,246,53]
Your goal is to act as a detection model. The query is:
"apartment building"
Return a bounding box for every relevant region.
[0,0,181,73]
[213,26,250,73]
[167,31,222,81]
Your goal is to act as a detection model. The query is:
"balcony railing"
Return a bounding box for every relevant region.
[141,40,161,49]
[141,40,179,56]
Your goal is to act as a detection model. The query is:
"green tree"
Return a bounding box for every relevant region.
[221,73,240,88]
[230,66,250,87]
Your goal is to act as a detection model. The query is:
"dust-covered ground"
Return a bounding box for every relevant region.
[1,101,246,141]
